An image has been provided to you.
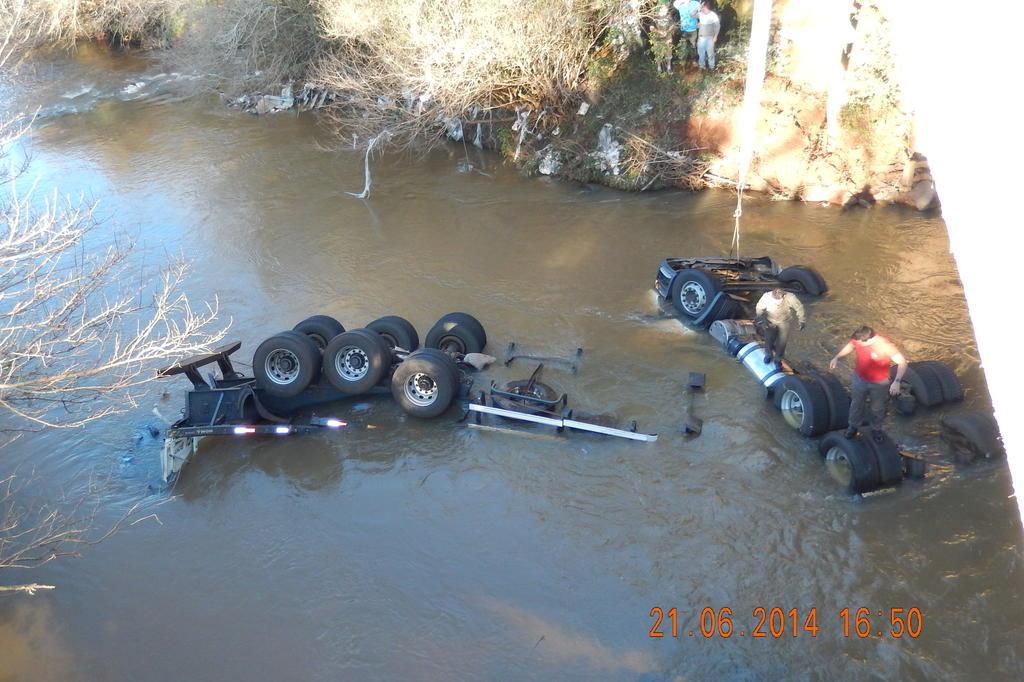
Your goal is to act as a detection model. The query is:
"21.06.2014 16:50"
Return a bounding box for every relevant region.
[648,606,924,639]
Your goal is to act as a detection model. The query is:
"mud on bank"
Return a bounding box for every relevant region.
[3,0,934,209]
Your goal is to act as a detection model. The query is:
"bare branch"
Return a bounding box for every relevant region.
[1,109,224,588]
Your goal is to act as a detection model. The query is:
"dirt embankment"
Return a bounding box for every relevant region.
[4,0,935,210]
[492,0,934,210]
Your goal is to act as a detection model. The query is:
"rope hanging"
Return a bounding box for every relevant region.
[729,0,774,259]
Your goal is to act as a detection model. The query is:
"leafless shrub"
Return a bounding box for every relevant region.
[0,468,163,594]
[311,0,616,146]
[171,0,329,95]
[0,0,188,49]
[0,176,227,429]
[0,110,223,592]
[619,130,711,190]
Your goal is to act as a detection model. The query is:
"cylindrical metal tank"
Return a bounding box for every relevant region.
[737,341,786,389]
[709,319,758,349]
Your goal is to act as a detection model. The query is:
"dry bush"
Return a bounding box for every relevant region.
[0,0,188,51]
[172,0,328,94]
[311,0,617,145]
[620,131,710,190]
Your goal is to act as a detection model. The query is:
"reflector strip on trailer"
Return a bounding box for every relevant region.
[561,419,658,442]
[468,403,564,427]
[468,403,657,442]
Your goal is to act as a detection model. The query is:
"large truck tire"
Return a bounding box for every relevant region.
[865,431,904,488]
[773,375,831,437]
[368,315,420,352]
[911,360,963,402]
[941,411,1005,463]
[253,330,322,397]
[804,368,851,431]
[777,265,827,296]
[292,315,345,351]
[669,268,722,319]
[819,431,882,495]
[895,363,945,408]
[425,313,486,355]
[391,350,459,418]
[322,329,390,394]
[408,347,461,388]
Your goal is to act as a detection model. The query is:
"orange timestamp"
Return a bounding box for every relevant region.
[648,606,924,639]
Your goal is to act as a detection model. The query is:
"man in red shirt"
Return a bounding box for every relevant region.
[829,325,908,441]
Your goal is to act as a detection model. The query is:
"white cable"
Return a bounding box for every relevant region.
[730,0,774,258]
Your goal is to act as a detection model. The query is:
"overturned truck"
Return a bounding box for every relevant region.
[158,312,487,482]
[655,255,1002,495]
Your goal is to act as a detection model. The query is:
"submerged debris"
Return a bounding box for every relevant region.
[232,82,334,115]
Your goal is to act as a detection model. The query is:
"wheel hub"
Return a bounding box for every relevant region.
[265,349,301,385]
[336,346,370,381]
[439,336,466,355]
[780,389,806,429]
[405,373,438,406]
[825,447,853,487]
[679,281,707,315]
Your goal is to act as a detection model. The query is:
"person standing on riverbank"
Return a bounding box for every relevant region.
[829,325,908,442]
[673,0,701,65]
[755,288,806,364]
[653,0,679,72]
[696,1,721,70]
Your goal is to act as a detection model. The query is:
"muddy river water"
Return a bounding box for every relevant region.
[1,49,1022,680]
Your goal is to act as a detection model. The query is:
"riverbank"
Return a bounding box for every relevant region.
[2,0,934,210]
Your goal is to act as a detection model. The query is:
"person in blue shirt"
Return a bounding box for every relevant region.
[674,0,701,64]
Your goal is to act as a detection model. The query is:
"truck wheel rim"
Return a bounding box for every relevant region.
[825,447,853,488]
[679,281,707,315]
[265,349,301,385]
[780,389,805,429]
[405,373,438,406]
[336,346,370,381]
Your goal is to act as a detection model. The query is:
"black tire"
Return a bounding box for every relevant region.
[292,315,345,351]
[773,375,831,437]
[669,268,722,318]
[322,328,390,394]
[777,265,827,296]
[253,330,321,397]
[895,393,918,417]
[408,347,461,389]
[941,411,1005,462]
[367,315,420,352]
[897,363,944,408]
[431,312,486,349]
[491,380,559,415]
[804,369,851,431]
[818,431,881,495]
[865,431,904,487]
[425,313,485,355]
[912,360,963,402]
[391,350,458,418]
[703,295,743,325]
